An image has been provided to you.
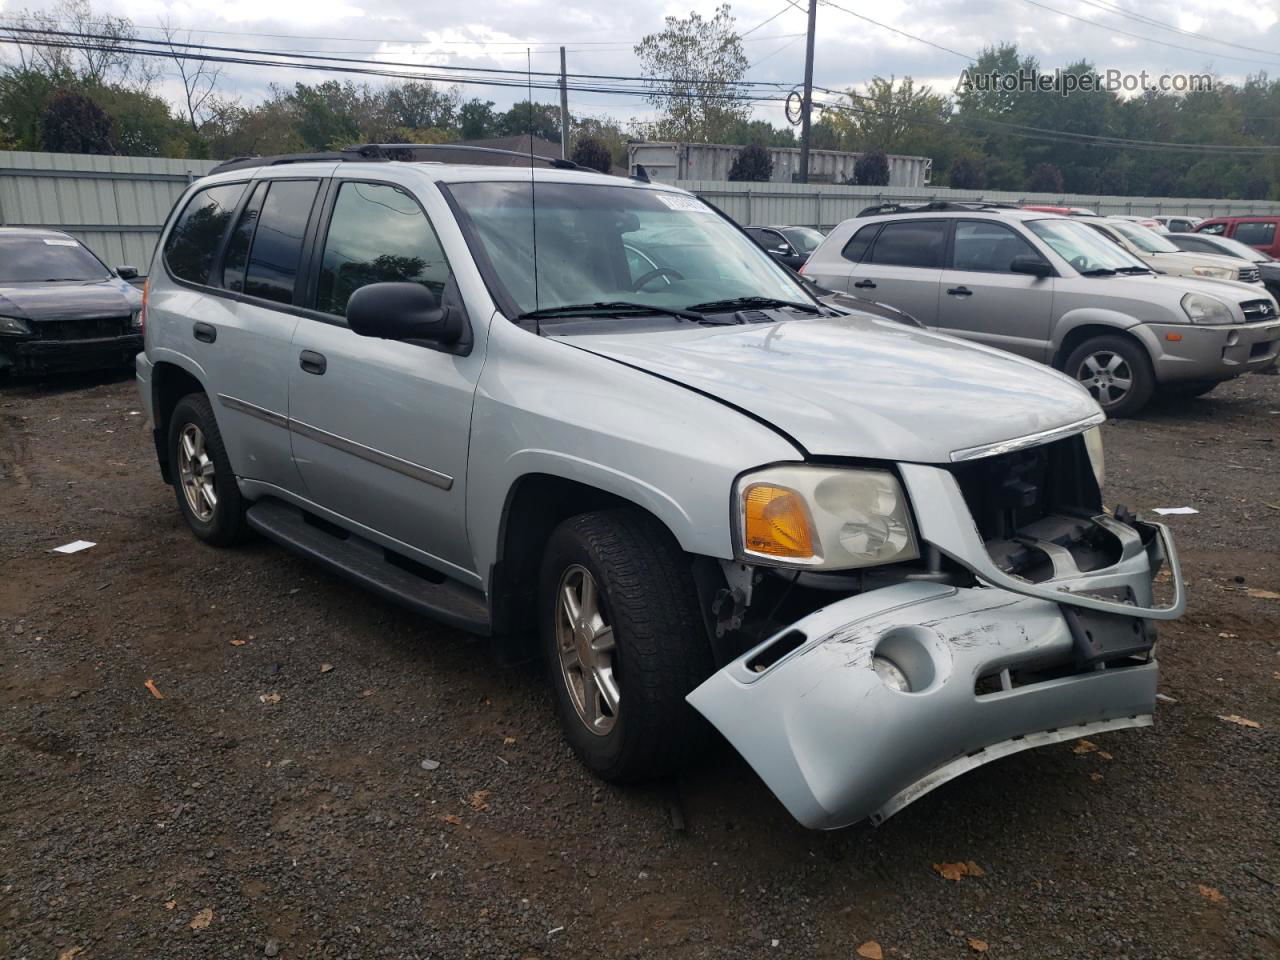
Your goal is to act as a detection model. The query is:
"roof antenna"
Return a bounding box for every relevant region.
[528,48,541,332]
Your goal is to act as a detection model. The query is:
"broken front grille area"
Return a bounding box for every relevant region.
[951,434,1122,584]
[33,316,132,341]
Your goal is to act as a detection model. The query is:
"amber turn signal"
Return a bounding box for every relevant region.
[741,483,818,560]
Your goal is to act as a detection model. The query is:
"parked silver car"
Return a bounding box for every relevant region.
[137,148,1183,829]
[803,203,1280,414]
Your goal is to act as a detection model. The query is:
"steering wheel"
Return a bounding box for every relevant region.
[1069,255,1091,272]
[631,266,685,290]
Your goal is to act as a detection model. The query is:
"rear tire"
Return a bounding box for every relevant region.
[539,508,715,782]
[167,393,250,546]
[1064,335,1155,417]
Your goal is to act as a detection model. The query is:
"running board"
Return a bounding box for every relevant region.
[246,498,491,636]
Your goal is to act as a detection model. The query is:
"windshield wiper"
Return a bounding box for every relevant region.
[684,295,822,314]
[1115,266,1153,274]
[515,301,709,322]
[1078,267,1118,277]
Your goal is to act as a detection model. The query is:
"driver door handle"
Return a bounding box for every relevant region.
[299,350,327,375]
[946,286,973,297]
[853,278,877,289]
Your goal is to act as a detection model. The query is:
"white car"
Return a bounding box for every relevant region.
[1086,218,1265,286]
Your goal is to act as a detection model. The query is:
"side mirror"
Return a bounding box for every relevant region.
[116,265,139,280]
[772,244,794,257]
[1010,254,1052,278]
[346,282,463,345]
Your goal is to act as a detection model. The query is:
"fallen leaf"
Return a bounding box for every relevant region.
[440,814,463,826]
[1246,588,1280,600]
[144,678,165,700]
[933,861,985,882]
[1072,739,1098,754]
[968,938,990,953]
[1218,714,1261,729]
[1198,884,1226,904]
[1090,772,1105,782]
[856,942,883,960]
[319,663,333,673]
[229,638,247,646]
[58,948,83,960]
[502,736,516,746]
[469,790,491,812]
[259,692,281,705]
[189,907,214,930]
[1217,632,1238,639]
[1098,751,1113,761]
[358,688,374,698]
[164,899,176,910]
[964,860,986,878]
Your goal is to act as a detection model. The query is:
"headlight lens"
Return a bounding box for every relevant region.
[1191,265,1233,281]
[1181,292,1233,325]
[735,465,919,570]
[1083,425,1105,490]
[0,315,32,336]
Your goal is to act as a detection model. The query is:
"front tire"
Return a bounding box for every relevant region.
[540,509,715,782]
[1064,335,1155,417]
[167,393,250,546]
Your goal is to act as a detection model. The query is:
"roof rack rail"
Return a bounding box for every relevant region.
[856,200,1021,217]
[208,143,582,176]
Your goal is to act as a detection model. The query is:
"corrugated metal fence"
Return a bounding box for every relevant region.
[678,180,1280,230]
[0,151,218,270]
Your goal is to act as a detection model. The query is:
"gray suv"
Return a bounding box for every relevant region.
[137,147,1183,829]
[803,203,1280,415]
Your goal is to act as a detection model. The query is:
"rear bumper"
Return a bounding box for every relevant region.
[0,333,143,374]
[1140,319,1280,382]
[689,582,1158,829]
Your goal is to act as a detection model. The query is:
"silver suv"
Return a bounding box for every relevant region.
[803,203,1280,415]
[137,147,1183,829]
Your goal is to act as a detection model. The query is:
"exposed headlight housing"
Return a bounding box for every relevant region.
[734,465,919,570]
[129,309,143,329]
[1191,265,1233,281]
[1181,292,1234,325]
[1083,425,1105,490]
[0,315,32,337]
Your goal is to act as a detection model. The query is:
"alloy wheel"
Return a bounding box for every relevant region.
[177,422,217,522]
[554,563,620,736]
[1076,351,1133,407]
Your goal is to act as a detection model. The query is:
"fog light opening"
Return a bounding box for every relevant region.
[872,655,910,692]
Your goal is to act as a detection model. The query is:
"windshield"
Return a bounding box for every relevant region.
[0,235,112,283]
[778,227,824,254]
[1026,219,1149,273]
[446,181,811,317]
[1106,220,1181,253]
[1183,235,1268,262]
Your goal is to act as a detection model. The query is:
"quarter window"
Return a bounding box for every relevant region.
[867,220,948,268]
[1234,221,1276,246]
[221,182,267,293]
[316,181,451,317]
[841,223,880,263]
[243,179,319,305]
[951,221,1041,273]
[164,182,246,285]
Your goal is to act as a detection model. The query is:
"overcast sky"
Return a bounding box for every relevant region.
[2,0,1278,130]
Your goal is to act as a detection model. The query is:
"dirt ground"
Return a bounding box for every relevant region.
[1,370,1277,960]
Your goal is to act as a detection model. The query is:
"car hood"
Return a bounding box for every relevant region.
[0,278,141,322]
[1151,250,1251,273]
[556,312,1100,462]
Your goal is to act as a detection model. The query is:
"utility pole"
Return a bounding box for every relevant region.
[798,0,817,183]
[559,46,570,160]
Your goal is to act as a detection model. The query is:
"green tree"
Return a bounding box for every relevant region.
[41,90,113,153]
[500,100,563,141]
[854,149,890,186]
[1027,162,1065,193]
[634,3,749,142]
[822,76,950,157]
[458,99,499,139]
[727,142,772,181]
[948,153,986,189]
[571,136,612,173]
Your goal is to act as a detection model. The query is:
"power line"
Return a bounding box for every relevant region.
[817,0,976,61]
[1044,0,1280,60]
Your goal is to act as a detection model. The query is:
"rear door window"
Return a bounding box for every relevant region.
[1234,221,1276,246]
[243,179,320,305]
[221,182,267,293]
[164,182,246,285]
[867,220,948,268]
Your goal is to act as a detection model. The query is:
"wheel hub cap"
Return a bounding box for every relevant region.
[177,423,217,522]
[555,564,619,736]
[1077,351,1133,407]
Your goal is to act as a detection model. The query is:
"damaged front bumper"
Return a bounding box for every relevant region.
[688,463,1184,830]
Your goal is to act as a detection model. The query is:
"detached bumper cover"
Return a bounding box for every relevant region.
[688,464,1183,830]
[0,333,143,374]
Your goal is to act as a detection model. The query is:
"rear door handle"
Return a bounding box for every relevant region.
[299,350,327,375]
[193,321,216,343]
[946,286,973,297]
[853,278,877,289]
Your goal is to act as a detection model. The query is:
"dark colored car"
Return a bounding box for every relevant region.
[1167,231,1280,300]
[746,225,825,271]
[0,228,144,375]
[1196,216,1280,260]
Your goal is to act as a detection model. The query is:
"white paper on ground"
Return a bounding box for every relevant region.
[1152,507,1199,516]
[53,540,96,554]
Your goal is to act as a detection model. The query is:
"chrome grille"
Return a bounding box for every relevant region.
[1238,267,1261,283]
[1240,299,1277,321]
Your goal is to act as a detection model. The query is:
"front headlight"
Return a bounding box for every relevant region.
[734,465,919,570]
[1083,425,1105,490]
[0,315,32,336]
[1191,265,1233,281]
[1181,292,1234,325]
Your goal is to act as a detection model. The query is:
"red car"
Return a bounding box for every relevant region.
[1196,216,1280,260]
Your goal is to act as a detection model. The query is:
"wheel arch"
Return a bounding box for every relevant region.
[1051,317,1150,371]
[150,358,210,483]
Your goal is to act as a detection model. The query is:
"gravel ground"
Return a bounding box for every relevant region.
[1,371,1277,960]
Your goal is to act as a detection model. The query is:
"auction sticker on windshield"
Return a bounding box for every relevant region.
[655,194,711,213]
